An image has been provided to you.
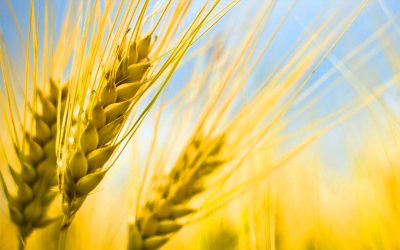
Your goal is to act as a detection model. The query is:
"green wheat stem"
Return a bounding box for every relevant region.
[18,235,26,250]
[57,226,68,250]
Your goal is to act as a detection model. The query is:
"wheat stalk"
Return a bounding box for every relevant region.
[0,80,67,249]
[127,134,225,250]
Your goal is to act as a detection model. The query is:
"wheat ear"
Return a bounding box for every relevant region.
[60,35,153,228]
[0,79,66,247]
[128,135,225,250]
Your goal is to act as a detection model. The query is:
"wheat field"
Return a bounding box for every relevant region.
[0,0,399,249]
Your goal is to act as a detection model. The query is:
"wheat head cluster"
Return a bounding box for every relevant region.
[0,0,399,250]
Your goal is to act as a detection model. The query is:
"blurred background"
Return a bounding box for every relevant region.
[1,0,400,249]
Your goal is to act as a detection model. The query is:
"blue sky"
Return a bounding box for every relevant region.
[0,0,399,173]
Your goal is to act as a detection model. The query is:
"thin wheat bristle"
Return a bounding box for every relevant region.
[128,135,225,250]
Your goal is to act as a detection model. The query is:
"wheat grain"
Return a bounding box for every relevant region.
[128,135,225,250]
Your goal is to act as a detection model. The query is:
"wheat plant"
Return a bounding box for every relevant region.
[128,134,226,250]
[56,0,239,232]
[0,80,66,250]
[59,32,155,228]
[126,2,370,249]
[0,1,82,248]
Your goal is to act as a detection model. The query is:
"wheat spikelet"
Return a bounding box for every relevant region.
[128,135,225,250]
[0,79,67,246]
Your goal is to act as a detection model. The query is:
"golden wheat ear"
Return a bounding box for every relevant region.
[128,135,225,250]
[60,35,153,228]
[0,79,67,245]
[57,0,240,235]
